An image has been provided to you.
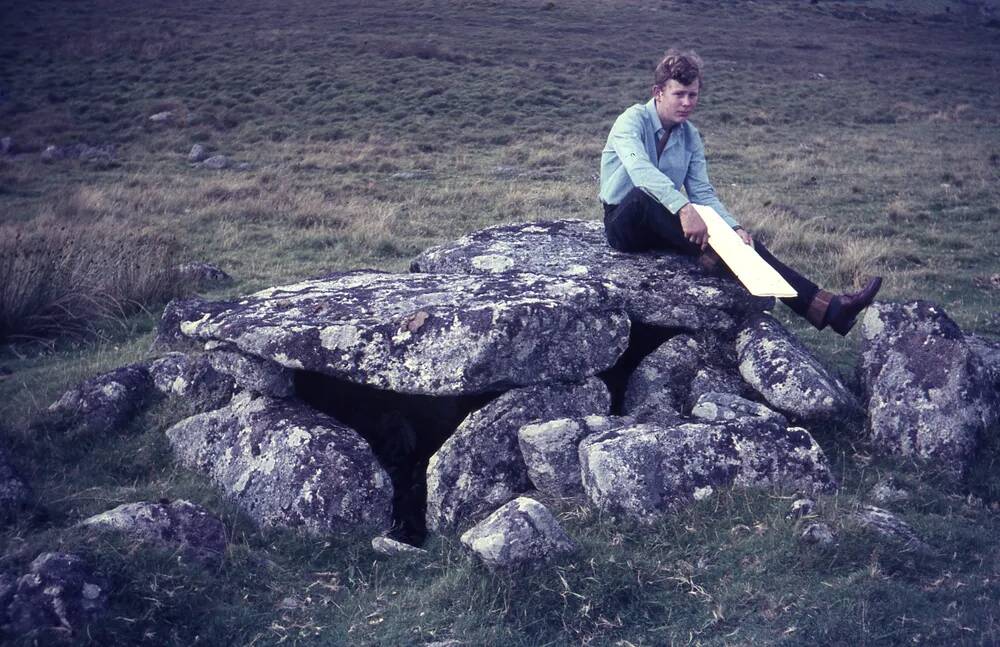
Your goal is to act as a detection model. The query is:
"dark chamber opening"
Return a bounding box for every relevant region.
[598,320,678,415]
[294,371,499,545]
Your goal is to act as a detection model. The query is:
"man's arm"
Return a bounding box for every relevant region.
[684,130,741,230]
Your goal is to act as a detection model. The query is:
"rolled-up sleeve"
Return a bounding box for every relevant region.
[684,131,740,228]
[609,110,690,214]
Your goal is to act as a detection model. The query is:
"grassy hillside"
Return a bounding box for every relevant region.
[0,0,998,644]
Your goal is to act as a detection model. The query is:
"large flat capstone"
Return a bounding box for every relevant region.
[411,219,772,332]
[170,269,630,396]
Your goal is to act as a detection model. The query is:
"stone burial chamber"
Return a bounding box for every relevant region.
[44,218,907,559]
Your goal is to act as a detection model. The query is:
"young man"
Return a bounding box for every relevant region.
[599,49,881,335]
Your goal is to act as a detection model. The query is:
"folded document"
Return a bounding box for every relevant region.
[694,204,797,298]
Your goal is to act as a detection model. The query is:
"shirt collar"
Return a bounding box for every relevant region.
[644,98,665,135]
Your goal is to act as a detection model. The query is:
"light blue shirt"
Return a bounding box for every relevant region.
[599,98,740,228]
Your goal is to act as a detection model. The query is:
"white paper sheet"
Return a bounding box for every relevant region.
[693,204,798,298]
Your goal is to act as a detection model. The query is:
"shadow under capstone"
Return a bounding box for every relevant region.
[598,320,680,415]
[294,371,500,545]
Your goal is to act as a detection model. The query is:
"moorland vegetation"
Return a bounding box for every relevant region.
[0,0,998,644]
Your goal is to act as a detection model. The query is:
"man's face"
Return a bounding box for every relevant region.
[655,79,700,128]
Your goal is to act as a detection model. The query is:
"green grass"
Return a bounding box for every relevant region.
[1,0,999,644]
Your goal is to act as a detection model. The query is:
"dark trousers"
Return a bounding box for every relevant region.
[603,188,820,318]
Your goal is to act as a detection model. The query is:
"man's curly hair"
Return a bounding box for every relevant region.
[653,48,704,90]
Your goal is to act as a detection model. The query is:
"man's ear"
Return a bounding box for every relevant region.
[651,84,661,99]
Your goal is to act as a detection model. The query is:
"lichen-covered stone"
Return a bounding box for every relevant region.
[39,364,154,436]
[205,346,294,398]
[152,296,225,351]
[459,497,577,569]
[869,477,910,505]
[175,261,233,290]
[787,497,816,519]
[859,301,997,475]
[579,417,834,522]
[169,269,630,396]
[165,392,392,534]
[800,522,835,547]
[623,334,701,415]
[579,422,741,522]
[517,414,629,497]
[371,536,427,557]
[689,365,754,404]
[80,499,227,559]
[148,352,236,412]
[736,314,858,420]
[411,219,772,332]
[691,392,788,426]
[849,505,930,553]
[426,378,610,533]
[3,553,108,639]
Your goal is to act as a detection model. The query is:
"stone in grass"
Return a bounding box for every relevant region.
[175,261,233,290]
[200,155,229,170]
[787,497,816,520]
[371,536,427,557]
[736,314,858,421]
[205,345,294,398]
[148,352,236,413]
[859,301,997,477]
[869,476,910,505]
[187,144,208,163]
[460,497,577,569]
[166,391,393,535]
[517,414,630,498]
[39,364,154,437]
[580,417,835,523]
[426,378,610,534]
[172,269,629,397]
[849,505,930,553]
[3,552,108,639]
[149,111,173,122]
[79,499,227,560]
[800,522,836,547]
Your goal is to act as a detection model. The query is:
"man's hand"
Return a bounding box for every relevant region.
[678,204,708,249]
[735,227,754,248]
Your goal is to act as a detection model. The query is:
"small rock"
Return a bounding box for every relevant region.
[869,477,910,505]
[787,497,816,519]
[175,261,233,290]
[1,136,13,155]
[850,505,930,553]
[389,170,432,180]
[200,155,229,170]
[40,145,60,161]
[460,497,577,569]
[80,499,227,559]
[800,522,835,546]
[187,144,208,163]
[371,536,427,557]
[149,111,173,122]
[38,364,154,437]
[4,553,108,639]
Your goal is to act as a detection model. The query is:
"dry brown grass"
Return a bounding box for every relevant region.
[0,218,182,341]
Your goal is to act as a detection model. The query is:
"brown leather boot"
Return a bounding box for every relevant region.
[825,276,883,335]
